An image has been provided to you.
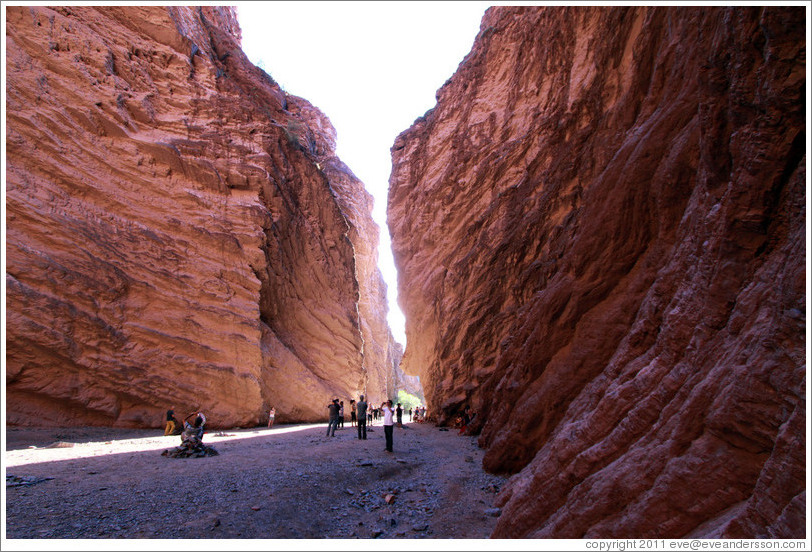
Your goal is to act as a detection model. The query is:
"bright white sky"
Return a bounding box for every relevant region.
[237,1,489,346]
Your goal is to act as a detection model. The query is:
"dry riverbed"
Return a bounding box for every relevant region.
[5,420,507,542]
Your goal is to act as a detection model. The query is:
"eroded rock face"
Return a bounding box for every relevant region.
[6,6,399,428]
[388,6,805,538]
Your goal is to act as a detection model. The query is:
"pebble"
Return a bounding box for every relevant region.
[484,507,502,517]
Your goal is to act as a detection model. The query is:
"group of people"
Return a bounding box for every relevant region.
[163,400,446,456]
[344,401,409,427]
[164,408,207,442]
[327,395,403,452]
[411,406,428,423]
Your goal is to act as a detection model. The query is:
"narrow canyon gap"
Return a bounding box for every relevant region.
[5,6,409,428]
[387,6,806,539]
[3,4,806,541]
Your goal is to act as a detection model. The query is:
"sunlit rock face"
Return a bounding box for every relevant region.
[388,6,805,538]
[6,6,399,428]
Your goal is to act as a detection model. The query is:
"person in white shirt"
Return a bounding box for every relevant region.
[381,400,396,452]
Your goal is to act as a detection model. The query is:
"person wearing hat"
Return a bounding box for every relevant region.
[326,398,340,437]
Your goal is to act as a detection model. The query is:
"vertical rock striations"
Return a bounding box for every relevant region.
[388,6,805,538]
[6,6,398,428]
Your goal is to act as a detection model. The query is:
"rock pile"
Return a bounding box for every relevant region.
[161,436,219,459]
[6,474,54,488]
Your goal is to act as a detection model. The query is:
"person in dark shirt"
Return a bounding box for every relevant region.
[326,399,340,437]
[396,403,403,427]
[356,395,368,440]
[164,409,178,436]
[459,406,472,435]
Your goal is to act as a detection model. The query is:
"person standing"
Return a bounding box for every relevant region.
[381,400,395,452]
[339,400,345,429]
[327,399,340,437]
[396,403,403,427]
[408,407,413,422]
[350,400,357,427]
[267,406,276,428]
[356,395,368,440]
[164,408,177,436]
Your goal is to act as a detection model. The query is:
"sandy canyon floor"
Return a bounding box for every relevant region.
[5,420,507,541]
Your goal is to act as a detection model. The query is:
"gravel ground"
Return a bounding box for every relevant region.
[4,420,507,542]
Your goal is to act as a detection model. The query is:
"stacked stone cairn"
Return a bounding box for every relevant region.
[161,424,219,458]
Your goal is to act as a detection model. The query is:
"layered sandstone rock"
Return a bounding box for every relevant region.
[6,5,400,428]
[388,6,805,538]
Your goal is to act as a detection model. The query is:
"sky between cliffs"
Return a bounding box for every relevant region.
[237,1,488,346]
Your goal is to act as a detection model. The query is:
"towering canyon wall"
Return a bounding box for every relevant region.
[388,6,805,538]
[6,5,399,428]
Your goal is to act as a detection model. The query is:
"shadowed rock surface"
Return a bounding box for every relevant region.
[6,6,401,428]
[388,6,805,538]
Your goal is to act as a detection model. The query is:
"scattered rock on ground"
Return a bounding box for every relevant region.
[5,422,506,539]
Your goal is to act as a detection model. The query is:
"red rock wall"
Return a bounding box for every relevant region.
[388,6,805,538]
[6,6,399,428]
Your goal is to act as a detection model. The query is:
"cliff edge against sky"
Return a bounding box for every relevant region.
[6,6,400,428]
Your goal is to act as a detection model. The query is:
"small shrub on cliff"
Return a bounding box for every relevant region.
[284,121,303,149]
